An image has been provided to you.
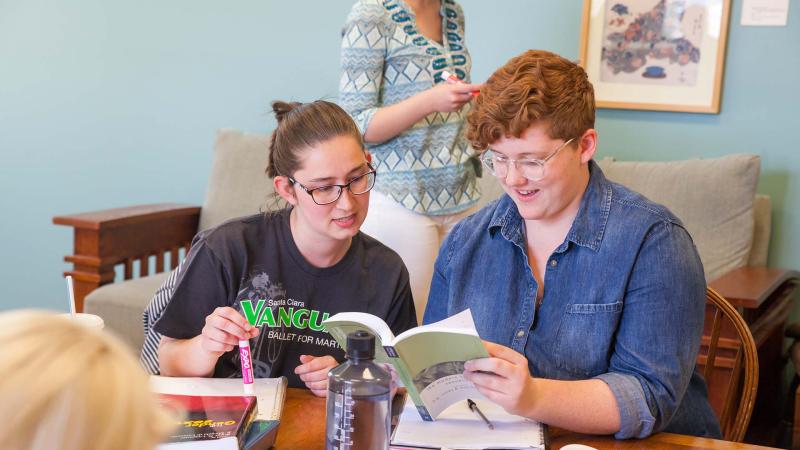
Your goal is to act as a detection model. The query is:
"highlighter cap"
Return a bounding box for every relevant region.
[346,330,375,360]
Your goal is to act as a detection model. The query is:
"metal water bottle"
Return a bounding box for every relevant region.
[325,330,391,450]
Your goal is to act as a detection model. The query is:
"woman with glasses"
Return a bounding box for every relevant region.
[424,51,720,439]
[149,100,417,397]
[339,0,483,320]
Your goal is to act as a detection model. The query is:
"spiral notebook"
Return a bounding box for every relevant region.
[391,396,545,449]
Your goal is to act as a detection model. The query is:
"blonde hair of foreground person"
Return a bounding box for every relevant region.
[0,310,174,450]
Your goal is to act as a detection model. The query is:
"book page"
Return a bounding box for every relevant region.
[150,376,287,421]
[322,312,395,343]
[392,397,544,449]
[394,309,478,342]
[389,309,488,419]
[393,330,487,419]
[322,312,397,366]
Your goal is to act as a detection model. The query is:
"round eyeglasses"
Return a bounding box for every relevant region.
[288,167,377,205]
[480,138,575,181]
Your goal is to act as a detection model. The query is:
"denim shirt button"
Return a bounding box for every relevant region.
[550,259,557,267]
[516,330,525,338]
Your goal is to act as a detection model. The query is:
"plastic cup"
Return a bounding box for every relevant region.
[60,312,105,330]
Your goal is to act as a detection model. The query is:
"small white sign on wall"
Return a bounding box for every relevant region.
[741,0,790,26]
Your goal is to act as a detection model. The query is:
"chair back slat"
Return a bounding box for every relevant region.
[124,258,134,280]
[170,246,180,268]
[156,253,165,273]
[704,309,723,381]
[139,255,149,277]
[719,348,743,438]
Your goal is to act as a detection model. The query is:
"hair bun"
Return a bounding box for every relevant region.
[272,101,302,123]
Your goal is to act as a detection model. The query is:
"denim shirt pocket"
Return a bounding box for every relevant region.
[554,301,623,377]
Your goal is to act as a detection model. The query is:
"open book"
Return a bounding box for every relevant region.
[323,309,488,421]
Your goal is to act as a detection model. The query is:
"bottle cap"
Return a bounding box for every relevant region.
[346,330,375,360]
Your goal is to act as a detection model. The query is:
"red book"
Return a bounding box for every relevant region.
[158,394,258,450]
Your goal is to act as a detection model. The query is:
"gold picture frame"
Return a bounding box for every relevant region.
[579,0,731,113]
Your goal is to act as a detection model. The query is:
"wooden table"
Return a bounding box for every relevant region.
[275,388,781,449]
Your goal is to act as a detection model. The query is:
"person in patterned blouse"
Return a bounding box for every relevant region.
[339,0,483,320]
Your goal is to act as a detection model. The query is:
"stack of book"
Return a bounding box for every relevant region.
[151,376,287,450]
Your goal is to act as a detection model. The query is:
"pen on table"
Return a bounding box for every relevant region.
[239,339,255,395]
[467,398,494,429]
[441,69,480,97]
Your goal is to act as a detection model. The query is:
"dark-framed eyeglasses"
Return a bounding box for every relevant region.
[288,165,377,205]
[480,138,575,181]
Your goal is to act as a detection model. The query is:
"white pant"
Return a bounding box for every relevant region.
[361,192,479,323]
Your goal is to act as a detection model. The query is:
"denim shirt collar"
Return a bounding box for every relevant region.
[487,160,612,252]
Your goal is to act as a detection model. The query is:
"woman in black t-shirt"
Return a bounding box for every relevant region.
[150,101,417,396]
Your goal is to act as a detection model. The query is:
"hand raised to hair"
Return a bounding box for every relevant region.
[424,82,482,113]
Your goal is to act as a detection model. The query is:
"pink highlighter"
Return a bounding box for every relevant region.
[441,69,479,97]
[239,339,255,395]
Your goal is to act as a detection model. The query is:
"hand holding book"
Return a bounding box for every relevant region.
[463,340,538,418]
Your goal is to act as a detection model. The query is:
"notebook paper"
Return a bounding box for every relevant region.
[392,396,544,449]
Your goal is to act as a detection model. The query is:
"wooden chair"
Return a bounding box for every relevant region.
[697,287,759,442]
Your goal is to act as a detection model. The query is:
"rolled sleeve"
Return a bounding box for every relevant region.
[350,108,378,136]
[595,372,656,439]
[339,2,388,136]
[603,220,706,438]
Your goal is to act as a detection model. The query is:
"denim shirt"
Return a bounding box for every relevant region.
[424,161,721,439]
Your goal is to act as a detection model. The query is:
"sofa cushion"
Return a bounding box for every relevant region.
[199,129,274,231]
[84,272,170,353]
[596,155,760,281]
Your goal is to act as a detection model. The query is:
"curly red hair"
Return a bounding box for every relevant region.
[467,50,595,151]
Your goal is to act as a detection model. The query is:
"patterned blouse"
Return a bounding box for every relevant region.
[339,0,480,216]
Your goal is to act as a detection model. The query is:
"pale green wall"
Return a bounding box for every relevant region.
[1,1,797,311]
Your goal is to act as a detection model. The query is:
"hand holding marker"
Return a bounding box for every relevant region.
[441,70,480,97]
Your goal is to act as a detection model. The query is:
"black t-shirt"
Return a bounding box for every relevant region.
[153,208,417,388]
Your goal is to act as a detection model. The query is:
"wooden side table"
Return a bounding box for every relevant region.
[709,267,799,442]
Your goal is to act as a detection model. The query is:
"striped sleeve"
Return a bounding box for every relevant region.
[139,260,186,375]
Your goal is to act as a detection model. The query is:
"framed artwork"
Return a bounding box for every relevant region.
[579,0,731,113]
